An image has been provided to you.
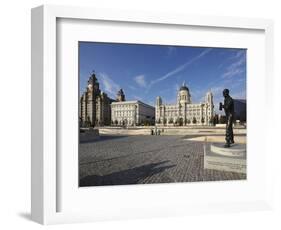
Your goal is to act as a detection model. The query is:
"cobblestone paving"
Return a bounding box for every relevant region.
[79,135,246,187]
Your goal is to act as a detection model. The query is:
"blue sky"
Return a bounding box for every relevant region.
[79,42,246,113]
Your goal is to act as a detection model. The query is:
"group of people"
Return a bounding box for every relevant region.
[151,128,162,136]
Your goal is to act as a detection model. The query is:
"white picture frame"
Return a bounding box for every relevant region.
[31,4,274,225]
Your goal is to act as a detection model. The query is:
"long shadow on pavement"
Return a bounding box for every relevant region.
[79,161,175,187]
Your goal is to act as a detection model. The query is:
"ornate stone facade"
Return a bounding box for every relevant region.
[155,82,214,126]
[79,72,113,126]
[111,101,155,126]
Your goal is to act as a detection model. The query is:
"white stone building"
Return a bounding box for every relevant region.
[111,100,155,126]
[155,83,214,126]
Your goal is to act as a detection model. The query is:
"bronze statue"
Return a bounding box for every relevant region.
[219,89,235,148]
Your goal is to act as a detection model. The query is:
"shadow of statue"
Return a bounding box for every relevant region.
[79,161,175,186]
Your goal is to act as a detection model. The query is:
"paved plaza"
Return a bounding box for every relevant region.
[79,135,246,187]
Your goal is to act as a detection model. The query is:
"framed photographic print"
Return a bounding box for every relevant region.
[31,5,274,224]
[78,42,247,187]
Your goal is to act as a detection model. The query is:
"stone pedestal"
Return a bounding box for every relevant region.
[204,143,246,174]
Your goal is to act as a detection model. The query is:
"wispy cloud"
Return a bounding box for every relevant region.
[149,48,212,87]
[99,73,120,98]
[233,50,245,59]
[134,74,147,88]
[210,86,226,95]
[221,51,246,79]
[128,85,137,90]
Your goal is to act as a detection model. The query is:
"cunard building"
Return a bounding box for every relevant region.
[111,89,155,126]
[111,100,155,126]
[79,72,114,126]
[155,82,214,126]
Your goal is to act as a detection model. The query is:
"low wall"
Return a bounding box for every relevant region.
[99,128,150,135]
[98,127,246,136]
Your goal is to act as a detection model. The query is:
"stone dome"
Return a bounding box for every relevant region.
[179,82,189,91]
[177,81,191,104]
[180,85,189,91]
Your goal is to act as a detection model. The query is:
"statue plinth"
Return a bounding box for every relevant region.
[210,143,245,157]
[204,142,246,174]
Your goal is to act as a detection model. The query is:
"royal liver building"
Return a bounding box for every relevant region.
[79,72,113,127]
[155,82,214,125]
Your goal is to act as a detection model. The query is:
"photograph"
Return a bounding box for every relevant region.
[78,42,247,187]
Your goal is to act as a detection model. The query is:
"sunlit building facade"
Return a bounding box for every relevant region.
[155,83,214,126]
